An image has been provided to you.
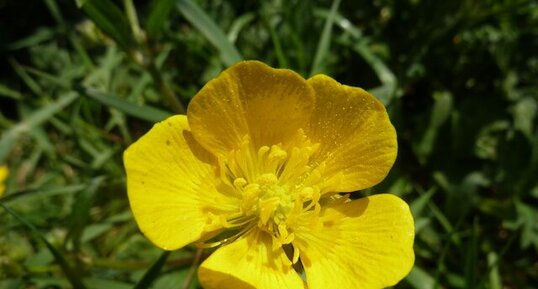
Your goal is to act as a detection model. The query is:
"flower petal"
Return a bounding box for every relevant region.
[199,230,306,289]
[188,61,315,156]
[0,166,8,197]
[294,194,414,289]
[306,75,397,193]
[124,115,236,250]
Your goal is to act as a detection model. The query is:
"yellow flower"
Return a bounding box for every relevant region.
[0,166,8,197]
[124,61,414,289]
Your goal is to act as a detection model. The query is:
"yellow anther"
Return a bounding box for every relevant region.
[256,173,278,185]
[215,138,325,248]
[292,246,300,264]
[268,145,287,161]
[258,197,280,225]
[233,177,247,189]
[257,146,270,159]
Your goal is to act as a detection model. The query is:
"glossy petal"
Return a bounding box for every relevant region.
[199,230,306,289]
[0,166,7,197]
[306,75,397,193]
[294,194,414,289]
[188,61,315,156]
[124,115,236,250]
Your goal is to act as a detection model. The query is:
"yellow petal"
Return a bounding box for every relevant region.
[188,61,315,156]
[294,194,414,289]
[124,115,236,250]
[0,166,8,197]
[306,75,397,193]
[199,230,306,289]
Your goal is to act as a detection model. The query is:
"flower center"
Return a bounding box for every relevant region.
[203,133,322,248]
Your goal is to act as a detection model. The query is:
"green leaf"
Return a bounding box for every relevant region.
[0,83,23,100]
[415,91,453,163]
[513,97,537,141]
[354,42,397,104]
[310,0,341,76]
[0,92,79,163]
[43,0,66,27]
[84,278,132,289]
[0,184,86,204]
[78,86,171,122]
[228,13,255,44]
[4,28,56,50]
[146,0,176,36]
[262,13,288,68]
[176,0,243,67]
[79,0,134,50]
[9,58,43,96]
[133,251,171,289]
[66,176,106,251]
[487,252,502,289]
[319,9,397,104]
[410,187,436,217]
[0,203,88,289]
[406,266,435,289]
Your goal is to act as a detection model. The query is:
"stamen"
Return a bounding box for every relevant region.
[292,245,300,264]
[197,224,255,249]
[213,133,326,253]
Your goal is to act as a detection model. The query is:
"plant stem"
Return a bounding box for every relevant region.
[181,248,204,289]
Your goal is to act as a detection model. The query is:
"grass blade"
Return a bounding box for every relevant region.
[146,0,176,36]
[0,92,79,162]
[78,86,171,122]
[78,0,134,50]
[66,176,106,251]
[176,0,243,66]
[228,13,255,44]
[310,0,341,76]
[4,28,56,50]
[353,42,397,104]
[406,266,435,289]
[0,203,88,289]
[133,251,171,289]
[0,83,23,100]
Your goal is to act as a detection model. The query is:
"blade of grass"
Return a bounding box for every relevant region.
[0,203,88,289]
[133,251,171,289]
[181,248,203,289]
[319,9,397,104]
[66,176,106,251]
[146,0,176,36]
[9,58,43,96]
[310,0,341,76]
[78,0,134,50]
[123,0,144,43]
[43,0,66,27]
[227,13,255,44]
[353,42,397,104]
[4,28,56,50]
[410,187,437,217]
[406,266,435,289]
[0,92,79,162]
[0,83,23,100]
[261,14,288,68]
[0,184,86,204]
[77,86,171,122]
[176,0,243,66]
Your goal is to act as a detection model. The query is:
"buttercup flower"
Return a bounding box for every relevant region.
[0,166,8,197]
[124,61,414,289]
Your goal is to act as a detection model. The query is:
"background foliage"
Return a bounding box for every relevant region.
[1,0,537,288]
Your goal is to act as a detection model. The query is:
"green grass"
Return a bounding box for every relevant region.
[1,0,537,288]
